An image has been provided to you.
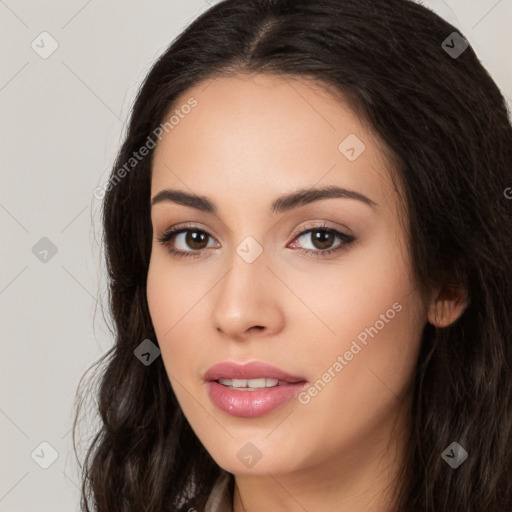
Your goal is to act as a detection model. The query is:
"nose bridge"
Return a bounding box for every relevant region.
[211,236,283,338]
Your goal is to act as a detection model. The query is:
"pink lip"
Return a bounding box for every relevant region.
[204,361,306,382]
[204,362,308,418]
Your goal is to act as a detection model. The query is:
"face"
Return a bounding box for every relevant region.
[147,73,428,477]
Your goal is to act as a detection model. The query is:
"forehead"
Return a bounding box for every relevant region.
[151,73,398,213]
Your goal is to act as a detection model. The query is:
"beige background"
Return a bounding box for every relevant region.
[0,1,511,510]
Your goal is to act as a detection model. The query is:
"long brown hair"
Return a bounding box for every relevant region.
[74,0,512,510]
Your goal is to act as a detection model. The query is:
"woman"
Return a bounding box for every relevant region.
[75,0,512,510]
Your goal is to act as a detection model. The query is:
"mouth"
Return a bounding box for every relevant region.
[204,361,308,418]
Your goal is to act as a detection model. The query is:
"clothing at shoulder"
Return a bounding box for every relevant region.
[204,472,233,512]
[179,472,233,512]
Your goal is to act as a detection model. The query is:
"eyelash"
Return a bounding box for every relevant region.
[156,222,356,259]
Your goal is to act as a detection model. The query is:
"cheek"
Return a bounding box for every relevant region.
[146,256,192,370]
[146,253,216,384]
[294,292,423,449]
[290,228,424,416]
[284,292,423,470]
[146,251,207,333]
[146,257,222,448]
[285,223,420,352]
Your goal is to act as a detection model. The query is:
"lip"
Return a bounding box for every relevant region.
[204,362,308,418]
[203,361,306,383]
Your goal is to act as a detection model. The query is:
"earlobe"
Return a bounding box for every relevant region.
[427,285,468,328]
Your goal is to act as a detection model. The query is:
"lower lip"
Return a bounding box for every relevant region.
[206,381,307,418]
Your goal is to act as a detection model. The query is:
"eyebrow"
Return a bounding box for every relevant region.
[151,185,378,214]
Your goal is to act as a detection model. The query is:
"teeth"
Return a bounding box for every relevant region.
[218,378,280,389]
[233,378,249,388]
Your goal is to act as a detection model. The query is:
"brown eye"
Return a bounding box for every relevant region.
[289,226,356,257]
[184,230,209,250]
[310,229,336,250]
[157,226,219,258]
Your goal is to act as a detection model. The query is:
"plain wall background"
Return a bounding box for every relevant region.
[0,1,511,510]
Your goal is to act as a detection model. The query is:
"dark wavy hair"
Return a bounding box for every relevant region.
[73,0,512,510]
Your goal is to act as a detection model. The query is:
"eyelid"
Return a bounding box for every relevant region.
[157,221,216,240]
[287,220,353,241]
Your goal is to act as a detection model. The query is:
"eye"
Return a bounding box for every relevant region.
[288,224,356,257]
[156,222,356,259]
[156,224,219,258]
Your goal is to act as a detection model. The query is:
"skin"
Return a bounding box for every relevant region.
[147,73,466,512]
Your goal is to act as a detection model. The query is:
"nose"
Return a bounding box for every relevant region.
[211,248,286,342]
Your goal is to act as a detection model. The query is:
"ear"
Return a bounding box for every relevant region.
[427,284,468,328]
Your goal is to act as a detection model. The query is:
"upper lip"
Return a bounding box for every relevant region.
[204,361,306,383]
